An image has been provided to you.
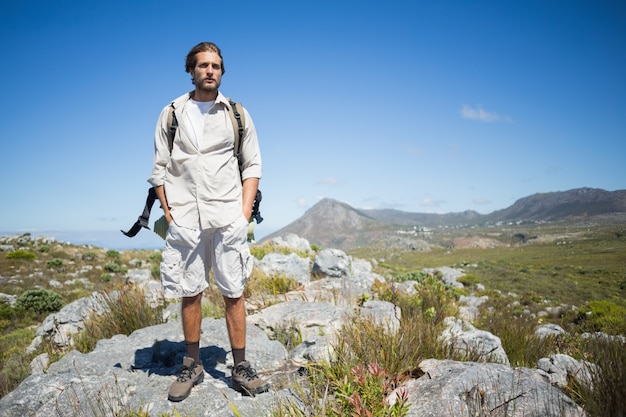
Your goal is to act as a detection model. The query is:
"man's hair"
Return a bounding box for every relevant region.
[185,42,225,74]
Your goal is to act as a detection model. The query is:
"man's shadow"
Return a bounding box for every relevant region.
[132,340,229,382]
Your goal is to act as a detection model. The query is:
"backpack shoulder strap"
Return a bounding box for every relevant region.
[166,103,178,153]
[226,99,245,156]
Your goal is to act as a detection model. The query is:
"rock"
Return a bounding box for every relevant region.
[256,252,311,285]
[248,300,347,344]
[536,353,598,390]
[359,300,401,333]
[0,293,16,306]
[0,317,290,417]
[268,234,312,253]
[440,317,509,365]
[535,323,567,338]
[422,266,465,288]
[28,291,112,352]
[313,248,351,278]
[388,359,585,417]
[458,294,489,322]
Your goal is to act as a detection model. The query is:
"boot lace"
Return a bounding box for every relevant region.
[176,365,194,382]
[235,364,259,381]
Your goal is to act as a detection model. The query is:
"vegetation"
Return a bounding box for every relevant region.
[15,289,63,313]
[73,287,165,353]
[1,220,625,415]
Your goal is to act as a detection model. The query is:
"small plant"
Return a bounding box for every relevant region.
[38,245,51,253]
[5,250,36,260]
[82,251,97,261]
[100,273,112,283]
[15,289,64,314]
[105,250,120,260]
[272,320,302,350]
[46,258,64,269]
[333,362,409,417]
[103,263,125,273]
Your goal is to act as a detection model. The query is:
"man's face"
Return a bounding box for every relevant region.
[192,51,223,95]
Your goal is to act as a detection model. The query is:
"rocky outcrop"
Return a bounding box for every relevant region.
[389,359,585,417]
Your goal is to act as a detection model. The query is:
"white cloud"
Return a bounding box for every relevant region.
[296,198,308,208]
[460,104,511,122]
[420,197,446,207]
[318,176,338,185]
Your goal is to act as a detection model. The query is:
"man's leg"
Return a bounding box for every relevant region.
[182,293,203,363]
[168,292,205,402]
[225,294,270,395]
[224,295,246,365]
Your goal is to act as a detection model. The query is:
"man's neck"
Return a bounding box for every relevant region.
[192,89,218,102]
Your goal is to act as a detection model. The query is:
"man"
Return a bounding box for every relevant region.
[148,42,269,401]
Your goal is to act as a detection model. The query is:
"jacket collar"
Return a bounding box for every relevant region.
[171,90,229,109]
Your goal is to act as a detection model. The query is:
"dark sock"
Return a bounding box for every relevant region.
[186,341,200,364]
[232,347,246,366]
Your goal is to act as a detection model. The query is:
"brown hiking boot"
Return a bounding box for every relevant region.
[231,361,270,396]
[168,357,204,402]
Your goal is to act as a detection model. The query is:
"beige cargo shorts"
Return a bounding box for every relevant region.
[160,215,253,299]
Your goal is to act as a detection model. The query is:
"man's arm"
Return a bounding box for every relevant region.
[154,185,173,224]
[241,177,259,221]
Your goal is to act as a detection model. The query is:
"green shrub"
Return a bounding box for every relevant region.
[103,263,125,273]
[46,258,64,269]
[82,251,97,261]
[105,250,120,260]
[577,300,626,335]
[100,273,112,283]
[5,250,36,260]
[14,289,63,314]
[37,245,50,253]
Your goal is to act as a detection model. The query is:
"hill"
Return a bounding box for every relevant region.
[261,187,626,250]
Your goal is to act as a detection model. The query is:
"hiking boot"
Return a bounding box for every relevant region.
[168,357,204,402]
[231,361,270,395]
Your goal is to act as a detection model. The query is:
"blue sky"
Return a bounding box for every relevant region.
[1,0,625,249]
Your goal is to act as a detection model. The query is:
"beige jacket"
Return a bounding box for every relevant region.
[148,91,262,229]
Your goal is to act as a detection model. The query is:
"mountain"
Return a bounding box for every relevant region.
[262,198,383,249]
[484,187,626,223]
[261,188,626,250]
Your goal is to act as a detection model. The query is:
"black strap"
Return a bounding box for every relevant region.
[121,187,158,237]
[229,100,244,155]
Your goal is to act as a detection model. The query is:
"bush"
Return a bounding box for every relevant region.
[576,300,626,335]
[105,250,120,260]
[82,251,97,261]
[5,250,36,260]
[46,259,64,269]
[103,263,125,273]
[14,289,63,314]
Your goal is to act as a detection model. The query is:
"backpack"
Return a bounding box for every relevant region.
[121,97,263,238]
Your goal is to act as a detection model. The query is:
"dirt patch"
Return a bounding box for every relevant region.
[452,237,504,249]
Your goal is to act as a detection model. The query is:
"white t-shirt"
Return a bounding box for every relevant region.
[186,99,215,148]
